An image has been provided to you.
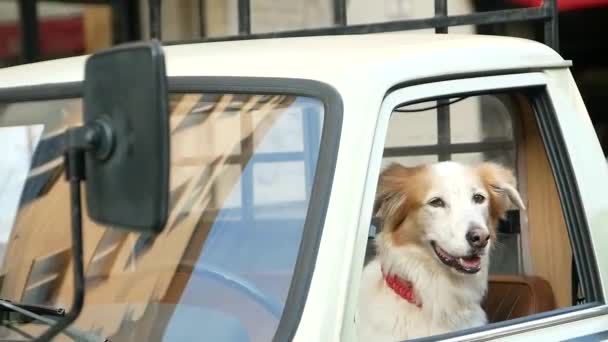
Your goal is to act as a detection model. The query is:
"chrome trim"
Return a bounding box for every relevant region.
[445,305,608,341]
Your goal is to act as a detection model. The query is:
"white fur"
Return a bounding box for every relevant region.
[356,161,519,341]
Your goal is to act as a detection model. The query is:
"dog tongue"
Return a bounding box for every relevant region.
[458,256,481,269]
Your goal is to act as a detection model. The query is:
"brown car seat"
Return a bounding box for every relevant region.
[482,274,556,323]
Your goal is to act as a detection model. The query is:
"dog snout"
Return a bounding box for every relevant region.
[466,226,490,248]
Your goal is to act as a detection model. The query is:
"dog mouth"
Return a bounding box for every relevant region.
[431,241,482,274]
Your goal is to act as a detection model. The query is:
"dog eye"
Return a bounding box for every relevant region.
[473,194,486,204]
[428,198,445,208]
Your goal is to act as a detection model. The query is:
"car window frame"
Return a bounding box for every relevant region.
[344,71,605,341]
[0,76,344,342]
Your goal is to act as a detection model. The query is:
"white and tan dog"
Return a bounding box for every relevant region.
[356,161,525,341]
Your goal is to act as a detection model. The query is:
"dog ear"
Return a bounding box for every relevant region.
[478,162,526,217]
[372,163,414,231]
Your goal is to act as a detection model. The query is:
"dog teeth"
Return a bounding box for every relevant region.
[458,257,481,269]
[435,246,453,261]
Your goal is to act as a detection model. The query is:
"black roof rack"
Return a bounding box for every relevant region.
[158,0,559,52]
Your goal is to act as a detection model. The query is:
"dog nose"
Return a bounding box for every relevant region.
[466,227,490,248]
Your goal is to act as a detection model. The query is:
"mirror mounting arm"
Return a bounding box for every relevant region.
[34,120,114,342]
[34,160,84,342]
[64,118,115,182]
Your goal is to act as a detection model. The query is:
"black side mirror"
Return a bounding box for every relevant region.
[36,40,171,341]
[83,40,170,233]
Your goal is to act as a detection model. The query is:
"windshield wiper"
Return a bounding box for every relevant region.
[0,299,65,323]
[0,299,107,342]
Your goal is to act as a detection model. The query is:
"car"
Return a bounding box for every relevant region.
[0,2,607,342]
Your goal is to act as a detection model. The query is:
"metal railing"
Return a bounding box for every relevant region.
[14,0,558,64]
[160,0,559,52]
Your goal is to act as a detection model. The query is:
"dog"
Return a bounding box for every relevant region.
[356,161,525,341]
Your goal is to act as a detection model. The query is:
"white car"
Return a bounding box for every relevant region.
[0,6,606,342]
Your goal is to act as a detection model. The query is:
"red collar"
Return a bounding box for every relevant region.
[381,267,422,308]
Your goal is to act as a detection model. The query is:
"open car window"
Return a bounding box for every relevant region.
[0,92,325,341]
[357,81,601,341]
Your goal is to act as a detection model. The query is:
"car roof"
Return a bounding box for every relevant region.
[0,32,570,91]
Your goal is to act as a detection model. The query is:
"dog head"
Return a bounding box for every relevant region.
[373,161,525,275]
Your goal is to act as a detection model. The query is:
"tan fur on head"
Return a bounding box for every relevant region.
[477,162,526,238]
[373,163,430,233]
[373,161,525,248]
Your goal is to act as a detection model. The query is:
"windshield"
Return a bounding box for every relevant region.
[0,92,325,341]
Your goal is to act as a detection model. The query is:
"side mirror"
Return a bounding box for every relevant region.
[82,40,170,233]
[37,40,171,342]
